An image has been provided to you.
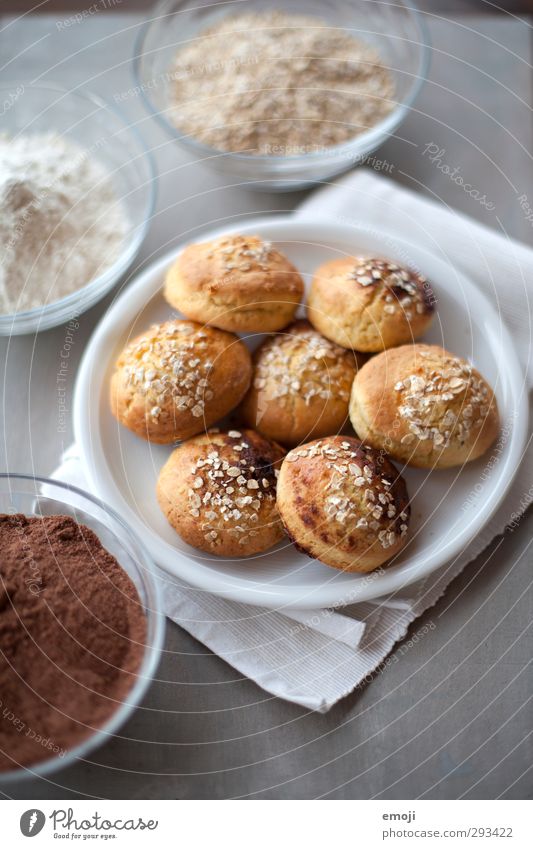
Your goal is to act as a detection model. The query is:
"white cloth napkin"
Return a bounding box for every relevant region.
[53,171,532,713]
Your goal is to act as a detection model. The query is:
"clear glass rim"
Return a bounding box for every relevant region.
[0,472,165,785]
[0,81,157,332]
[133,0,431,163]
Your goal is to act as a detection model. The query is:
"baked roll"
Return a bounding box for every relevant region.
[164,234,304,333]
[157,429,285,556]
[277,435,410,572]
[307,256,435,352]
[241,320,365,446]
[349,343,500,468]
[110,320,251,443]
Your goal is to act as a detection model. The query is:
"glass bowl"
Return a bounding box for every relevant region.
[0,474,165,784]
[134,0,429,191]
[0,82,156,335]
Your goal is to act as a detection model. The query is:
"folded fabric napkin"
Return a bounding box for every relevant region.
[53,171,532,713]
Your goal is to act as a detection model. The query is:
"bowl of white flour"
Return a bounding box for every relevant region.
[0,82,155,334]
[134,0,429,190]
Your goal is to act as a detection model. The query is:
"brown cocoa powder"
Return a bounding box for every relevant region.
[0,514,147,772]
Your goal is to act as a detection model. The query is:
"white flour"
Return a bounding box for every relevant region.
[0,133,128,314]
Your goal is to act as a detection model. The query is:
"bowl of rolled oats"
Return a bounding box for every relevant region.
[134,0,429,190]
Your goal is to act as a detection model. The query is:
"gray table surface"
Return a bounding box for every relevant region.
[0,8,532,800]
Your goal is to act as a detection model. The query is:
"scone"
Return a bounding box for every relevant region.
[349,344,500,468]
[164,234,304,333]
[110,320,251,443]
[241,320,365,446]
[277,435,410,573]
[307,256,435,352]
[157,429,285,556]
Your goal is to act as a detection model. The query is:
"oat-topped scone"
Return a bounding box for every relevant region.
[349,344,500,468]
[241,320,365,446]
[277,435,410,572]
[164,234,304,333]
[110,320,251,443]
[308,256,435,352]
[156,429,285,556]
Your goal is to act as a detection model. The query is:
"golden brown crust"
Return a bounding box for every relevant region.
[164,234,304,333]
[156,429,286,557]
[307,256,435,352]
[241,320,365,446]
[349,344,500,468]
[110,320,252,443]
[277,435,410,573]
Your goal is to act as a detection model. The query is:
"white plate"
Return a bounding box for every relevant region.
[74,217,528,609]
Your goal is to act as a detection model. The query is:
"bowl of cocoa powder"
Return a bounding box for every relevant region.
[0,475,164,781]
[134,0,429,190]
